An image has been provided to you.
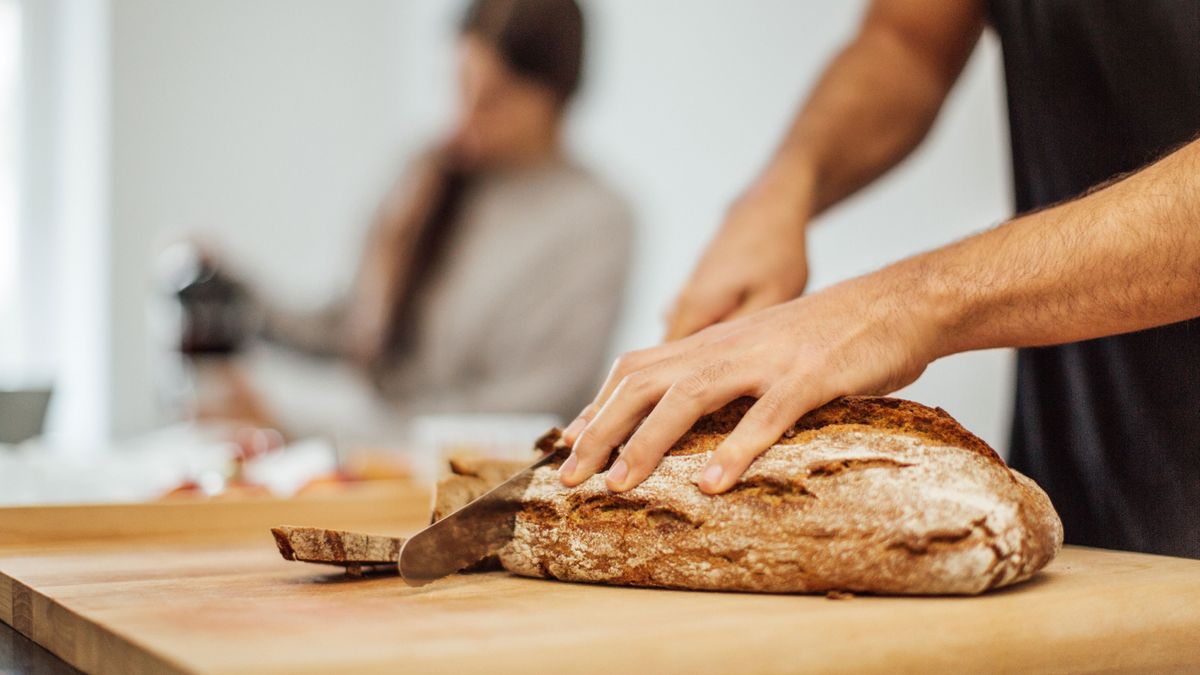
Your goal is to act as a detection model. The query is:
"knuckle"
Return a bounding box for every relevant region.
[745,396,787,428]
[620,448,664,483]
[702,359,737,383]
[675,360,734,402]
[614,348,652,374]
[716,441,759,465]
[674,373,709,402]
[730,446,763,464]
[573,428,606,458]
[609,355,633,376]
[616,446,650,472]
[619,429,669,469]
[769,378,807,404]
[617,371,652,396]
[624,430,664,461]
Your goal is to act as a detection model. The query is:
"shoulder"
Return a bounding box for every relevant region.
[542,159,633,218]
[558,163,631,213]
[530,161,632,227]
[478,160,632,254]
[546,163,634,249]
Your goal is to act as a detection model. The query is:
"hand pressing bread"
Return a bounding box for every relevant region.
[561,272,939,495]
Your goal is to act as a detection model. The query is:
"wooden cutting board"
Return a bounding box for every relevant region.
[2,487,1200,674]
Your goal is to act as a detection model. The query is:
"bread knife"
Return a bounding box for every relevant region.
[398,446,562,586]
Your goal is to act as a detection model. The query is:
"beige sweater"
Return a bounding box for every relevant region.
[260,159,633,428]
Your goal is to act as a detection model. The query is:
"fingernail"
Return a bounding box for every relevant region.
[700,464,724,491]
[559,453,579,482]
[563,417,586,442]
[606,458,629,489]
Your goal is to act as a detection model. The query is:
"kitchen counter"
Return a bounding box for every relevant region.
[0,619,81,674]
[3,486,1199,674]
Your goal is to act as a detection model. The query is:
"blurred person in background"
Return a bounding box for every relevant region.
[200,0,631,439]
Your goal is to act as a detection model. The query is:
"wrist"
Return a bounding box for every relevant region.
[746,153,819,225]
[864,253,971,364]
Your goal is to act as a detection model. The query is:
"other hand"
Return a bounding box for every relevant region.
[664,178,813,341]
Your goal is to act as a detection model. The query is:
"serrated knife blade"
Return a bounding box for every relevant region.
[398,447,560,586]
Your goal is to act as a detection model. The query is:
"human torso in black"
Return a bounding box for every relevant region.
[987,0,1200,557]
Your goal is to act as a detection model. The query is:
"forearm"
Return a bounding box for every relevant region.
[663,1,986,339]
[893,138,1200,357]
[259,297,350,358]
[757,1,984,216]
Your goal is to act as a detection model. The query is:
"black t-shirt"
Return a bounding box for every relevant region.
[988,1,1200,557]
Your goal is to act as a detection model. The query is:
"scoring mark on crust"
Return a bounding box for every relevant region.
[807,457,913,478]
[725,476,816,504]
[565,494,704,530]
[886,516,991,556]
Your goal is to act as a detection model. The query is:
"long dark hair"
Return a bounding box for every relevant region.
[379,0,585,362]
[460,0,585,105]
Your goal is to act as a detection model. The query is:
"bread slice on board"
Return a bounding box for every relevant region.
[272,454,529,573]
[271,526,402,576]
[500,396,1063,595]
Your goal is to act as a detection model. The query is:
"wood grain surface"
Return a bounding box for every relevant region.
[2,489,1199,674]
[0,480,429,549]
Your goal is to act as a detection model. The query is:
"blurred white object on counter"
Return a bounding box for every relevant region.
[240,437,337,497]
[0,425,227,505]
[0,424,338,506]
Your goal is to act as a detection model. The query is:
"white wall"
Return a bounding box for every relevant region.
[107,0,406,434]
[99,1,1017,449]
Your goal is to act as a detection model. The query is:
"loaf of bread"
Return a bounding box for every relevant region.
[499,396,1063,595]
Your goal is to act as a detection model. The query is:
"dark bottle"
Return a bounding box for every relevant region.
[174,253,250,356]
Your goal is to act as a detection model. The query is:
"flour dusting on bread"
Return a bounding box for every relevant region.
[499,396,1063,595]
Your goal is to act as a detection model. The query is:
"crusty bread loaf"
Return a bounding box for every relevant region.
[499,396,1063,595]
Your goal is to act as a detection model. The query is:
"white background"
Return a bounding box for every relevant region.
[22,0,1017,452]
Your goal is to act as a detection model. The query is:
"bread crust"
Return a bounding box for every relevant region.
[432,456,531,522]
[499,396,1064,595]
[273,455,529,574]
[271,526,402,576]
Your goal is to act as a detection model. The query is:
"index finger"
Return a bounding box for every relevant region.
[562,345,676,445]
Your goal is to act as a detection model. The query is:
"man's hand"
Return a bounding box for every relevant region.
[560,270,941,494]
[664,178,813,341]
